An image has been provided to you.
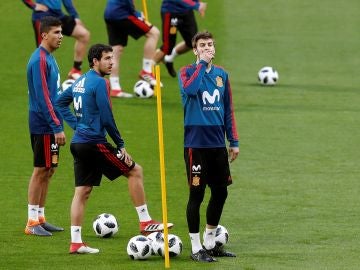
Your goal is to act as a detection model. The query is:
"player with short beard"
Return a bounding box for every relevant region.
[56,44,173,254]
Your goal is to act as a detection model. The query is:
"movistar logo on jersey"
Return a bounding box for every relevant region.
[192,164,201,174]
[73,78,85,93]
[202,89,220,111]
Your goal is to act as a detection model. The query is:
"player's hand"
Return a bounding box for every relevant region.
[199,50,215,63]
[75,18,84,26]
[35,3,48,11]
[228,147,239,163]
[198,2,207,17]
[55,131,66,146]
[119,148,133,165]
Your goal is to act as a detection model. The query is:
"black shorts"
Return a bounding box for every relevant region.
[31,134,59,168]
[70,143,136,187]
[184,147,232,188]
[105,16,153,47]
[32,15,76,46]
[160,10,197,54]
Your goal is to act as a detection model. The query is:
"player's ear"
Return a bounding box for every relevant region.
[193,48,198,55]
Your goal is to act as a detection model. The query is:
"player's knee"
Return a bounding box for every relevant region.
[149,26,160,39]
[211,186,228,204]
[128,163,143,179]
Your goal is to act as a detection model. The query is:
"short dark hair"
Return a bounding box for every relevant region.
[88,44,113,68]
[191,31,214,48]
[40,16,62,34]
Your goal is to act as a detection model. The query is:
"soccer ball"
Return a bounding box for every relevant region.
[133,80,154,98]
[61,79,75,91]
[92,213,119,238]
[203,225,229,247]
[258,66,279,86]
[148,232,183,257]
[214,225,229,247]
[147,231,163,255]
[127,235,152,260]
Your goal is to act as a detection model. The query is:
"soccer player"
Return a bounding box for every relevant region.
[104,0,161,98]
[25,16,74,236]
[178,31,239,262]
[153,0,207,78]
[55,44,173,254]
[22,0,90,80]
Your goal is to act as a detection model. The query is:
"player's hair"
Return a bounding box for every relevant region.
[40,16,62,34]
[191,31,214,48]
[88,44,113,68]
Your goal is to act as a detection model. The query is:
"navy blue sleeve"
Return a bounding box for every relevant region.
[96,80,124,149]
[178,61,207,96]
[223,73,239,147]
[62,0,79,18]
[55,88,77,130]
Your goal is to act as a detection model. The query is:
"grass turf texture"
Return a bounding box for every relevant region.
[1,0,360,269]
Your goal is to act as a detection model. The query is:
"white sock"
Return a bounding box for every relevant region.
[189,232,203,253]
[28,204,39,221]
[110,76,121,90]
[71,226,83,243]
[164,48,178,63]
[38,207,45,218]
[203,227,216,249]
[142,58,154,73]
[135,204,152,222]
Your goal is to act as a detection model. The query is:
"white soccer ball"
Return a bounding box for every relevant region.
[148,232,183,257]
[203,225,229,248]
[258,66,279,86]
[133,80,154,98]
[92,213,119,238]
[127,235,152,260]
[61,79,75,91]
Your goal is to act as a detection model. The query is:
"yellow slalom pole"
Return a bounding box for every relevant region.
[155,65,170,268]
[141,0,149,22]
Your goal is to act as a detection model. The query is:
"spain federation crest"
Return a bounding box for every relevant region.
[192,175,200,186]
[216,76,223,87]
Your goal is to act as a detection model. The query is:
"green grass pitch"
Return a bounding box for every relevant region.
[1,0,360,269]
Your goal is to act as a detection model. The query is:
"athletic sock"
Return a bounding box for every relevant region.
[189,232,203,253]
[38,207,45,223]
[71,226,82,243]
[28,204,39,222]
[109,76,121,90]
[164,48,178,63]
[142,58,154,73]
[135,204,152,222]
[203,227,216,249]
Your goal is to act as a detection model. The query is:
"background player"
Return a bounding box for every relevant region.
[178,31,239,262]
[22,0,90,80]
[104,0,161,98]
[25,16,74,236]
[55,44,173,254]
[153,0,207,77]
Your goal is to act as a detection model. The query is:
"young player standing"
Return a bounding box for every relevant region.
[22,0,90,80]
[153,0,207,77]
[178,31,239,262]
[55,44,173,254]
[104,0,161,98]
[25,16,74,236]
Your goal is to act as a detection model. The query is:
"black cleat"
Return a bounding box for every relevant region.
[165,61,177,77]
[41,222,64,232]
[204,245,236,257]
[191,249,217,262]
